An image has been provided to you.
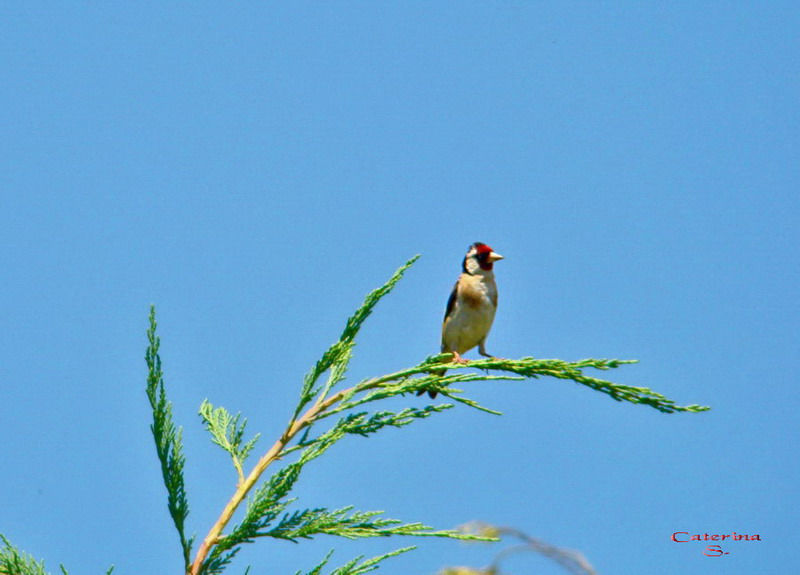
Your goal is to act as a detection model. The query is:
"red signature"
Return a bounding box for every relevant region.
[672,532,761,556]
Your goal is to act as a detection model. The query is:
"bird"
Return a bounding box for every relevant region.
[419,242,504,398]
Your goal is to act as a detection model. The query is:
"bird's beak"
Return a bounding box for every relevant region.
[488,252,504,262]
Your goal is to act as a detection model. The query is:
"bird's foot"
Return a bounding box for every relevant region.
[450,352,470,365]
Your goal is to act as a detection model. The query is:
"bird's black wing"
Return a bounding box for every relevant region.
[443,279,459,321]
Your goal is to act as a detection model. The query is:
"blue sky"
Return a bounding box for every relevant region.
[2,3,797,574]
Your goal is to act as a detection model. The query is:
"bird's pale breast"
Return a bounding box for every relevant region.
[442,274,497,354]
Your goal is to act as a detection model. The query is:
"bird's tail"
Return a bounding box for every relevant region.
[417,357,448,398]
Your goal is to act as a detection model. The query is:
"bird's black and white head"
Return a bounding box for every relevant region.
[462,242,504,275]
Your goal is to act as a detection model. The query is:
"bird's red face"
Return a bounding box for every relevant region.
[469,242,504,272]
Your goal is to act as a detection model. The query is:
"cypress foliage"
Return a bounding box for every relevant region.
[0,256,708,575]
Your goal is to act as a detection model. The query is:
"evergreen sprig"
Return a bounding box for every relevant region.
[297,547,415,575]
[444,356,710,414]
[199,400,261,484]
[339,405,453,437]
[266,507,491,542]
[0,537,113,575]
[145,306,193,570]
[294,256,420,419]
[0,535,47,575]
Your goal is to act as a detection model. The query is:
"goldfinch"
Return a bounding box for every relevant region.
[420,242,504,398]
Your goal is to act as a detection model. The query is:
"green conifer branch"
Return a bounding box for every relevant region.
[296,550,336,575]
[0,534,48,575]
[3,253,710,575]
[327,546,416,575]
[146,306,193,570]
[264,507,491,542]
[294,256,420,419]
[297,547,415,575]
[442,356,710,414]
